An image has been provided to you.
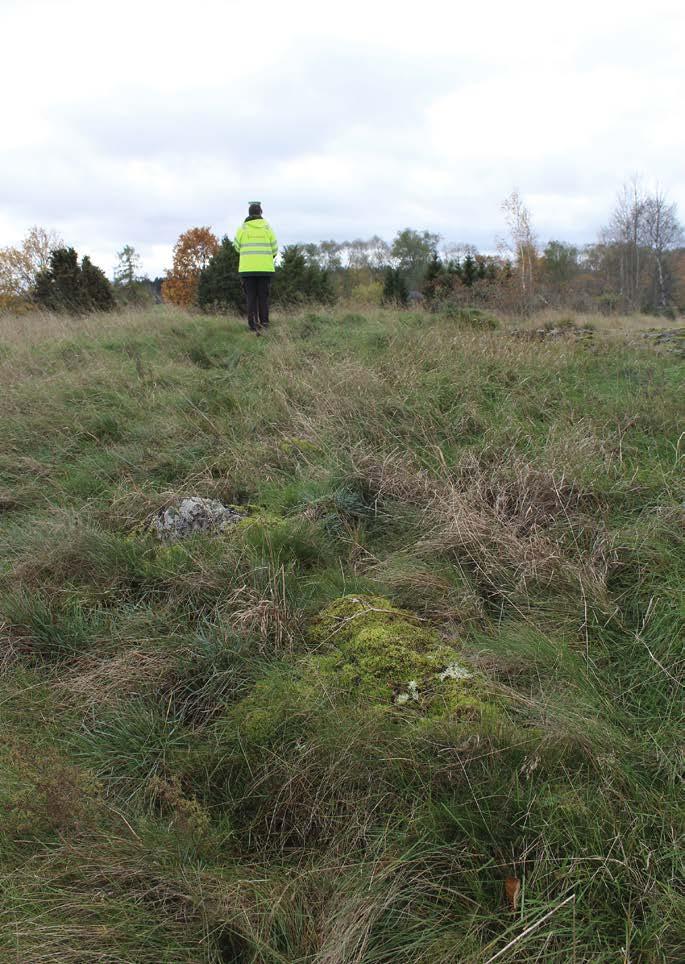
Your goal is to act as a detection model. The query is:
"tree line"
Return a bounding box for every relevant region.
[1,180,683,316]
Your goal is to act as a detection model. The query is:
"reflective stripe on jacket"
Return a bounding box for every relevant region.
[234,218,278,273]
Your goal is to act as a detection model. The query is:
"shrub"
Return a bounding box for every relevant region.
[272,245,336,306]
[381,266,409,306]
[33,247,114,313]
[438,304,499,328]
[349,280,383,305]
[197,235,244,314]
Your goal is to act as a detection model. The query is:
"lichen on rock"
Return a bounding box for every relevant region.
[151,497,245,542]
[439,662,472,682]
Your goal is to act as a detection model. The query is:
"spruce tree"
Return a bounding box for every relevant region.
[308,263,335,304]
[273,246,307,304]
[32,247,114,312]
[461,253,477,287]
[197,236,244,313]
[422,254,444,302]
[382,267,395,304]
[272,245,336,306]
[382,267,409,307]
[81,256,115,311]
[396,270,409,306]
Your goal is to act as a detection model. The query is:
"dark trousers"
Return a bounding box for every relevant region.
[242,276,271,330]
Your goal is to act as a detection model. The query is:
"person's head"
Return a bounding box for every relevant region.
[248,201,262,217]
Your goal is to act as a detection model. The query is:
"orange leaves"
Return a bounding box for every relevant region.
[161,226,219,308]
[160,273,195,309]
[504,876,521,912]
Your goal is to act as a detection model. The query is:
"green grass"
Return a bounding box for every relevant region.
[0,304,683,962]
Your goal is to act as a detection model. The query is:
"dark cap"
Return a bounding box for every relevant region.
[248,201,262,216]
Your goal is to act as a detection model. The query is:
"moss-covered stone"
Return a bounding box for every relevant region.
[310,595,458,699]
[310,595,497,719]
[278,437,323,457]
[217,596,501,754]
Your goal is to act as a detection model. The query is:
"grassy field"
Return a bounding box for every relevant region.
[0,304,683,962]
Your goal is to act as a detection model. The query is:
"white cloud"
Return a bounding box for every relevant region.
[1,0,684,276]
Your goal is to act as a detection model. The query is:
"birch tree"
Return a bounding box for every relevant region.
[642,189,684,310]
[601,178,683,311]
[0,226,63,298]
[601,177,647,310]
[500,191,537,303]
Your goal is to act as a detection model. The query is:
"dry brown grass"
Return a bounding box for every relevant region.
[0,619,25,669]
[351,447,612,607]
[0,305,159,347]
[56,647,177,709]
[222,568,300,653]
[0,301,674,350]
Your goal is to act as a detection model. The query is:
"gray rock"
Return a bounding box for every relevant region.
[152,497,245,542]
[513,325,594,341]
[640,327,685,356]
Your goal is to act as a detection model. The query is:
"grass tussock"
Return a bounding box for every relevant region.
[0,304,683,961]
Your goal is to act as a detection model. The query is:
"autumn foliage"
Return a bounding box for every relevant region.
[0,226,63,309]
[162,227,219,307]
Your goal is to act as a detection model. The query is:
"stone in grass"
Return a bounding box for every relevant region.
[310,595,481,713]
[151,497,245,542]
[641,327,685,356]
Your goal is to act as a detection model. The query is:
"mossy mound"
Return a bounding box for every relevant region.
[278,437,324,457]
[220,597,499,754]
[310,594,495,718]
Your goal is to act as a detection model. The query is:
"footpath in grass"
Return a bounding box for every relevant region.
[0,305,683,962]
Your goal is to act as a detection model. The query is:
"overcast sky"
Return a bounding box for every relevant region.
[1,0,683,278]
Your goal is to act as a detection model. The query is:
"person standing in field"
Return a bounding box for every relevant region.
[234,201,278,334]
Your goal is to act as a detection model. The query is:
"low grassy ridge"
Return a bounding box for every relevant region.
[0,305,683,962]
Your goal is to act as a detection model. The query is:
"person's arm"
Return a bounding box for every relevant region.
[234,226,243,253]
[268,225,278,259]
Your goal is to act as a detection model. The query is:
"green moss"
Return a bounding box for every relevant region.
[220,596,499,754]
[228,673,318,744]
[278,437,323,457]
[426,679,499,724]
[235,509,284,533]
[311,595,450,694]
[314,597,505,722]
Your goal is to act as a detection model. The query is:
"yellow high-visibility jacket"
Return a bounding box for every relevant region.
[234,218,278,273]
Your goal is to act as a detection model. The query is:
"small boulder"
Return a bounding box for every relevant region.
[151,497,245,542]
[640,327,685,357]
